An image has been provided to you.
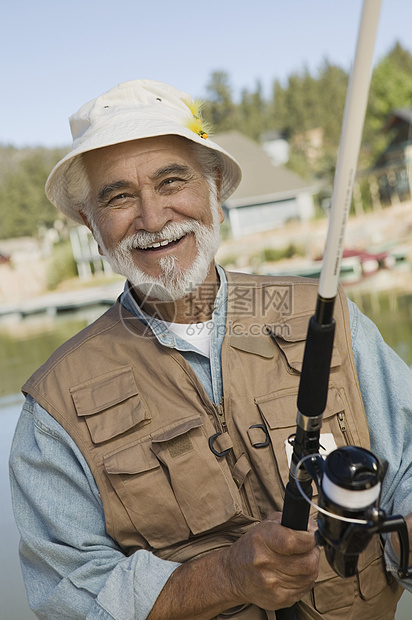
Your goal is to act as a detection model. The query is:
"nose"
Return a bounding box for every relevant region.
[135,189,169,233]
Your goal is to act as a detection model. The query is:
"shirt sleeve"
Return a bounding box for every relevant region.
[9,395,179,620]
[348,299,412,588]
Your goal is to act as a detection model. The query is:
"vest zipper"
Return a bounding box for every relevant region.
[213,400,255,517]
[215,401,227,433]
[337,411,352,445]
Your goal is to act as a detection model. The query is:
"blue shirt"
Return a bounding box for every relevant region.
[9,271,412,619]
[120,264,228,404]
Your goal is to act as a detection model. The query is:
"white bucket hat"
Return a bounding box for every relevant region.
[46,79,242,224]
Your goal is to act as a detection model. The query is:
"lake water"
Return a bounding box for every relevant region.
[1,309,101,620]
[1,294,412,619]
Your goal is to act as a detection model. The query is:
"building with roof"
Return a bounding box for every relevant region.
[212,131,316,239]
[363,108,412,207]
[380,108,412,162]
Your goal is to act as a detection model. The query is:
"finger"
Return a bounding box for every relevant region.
[265,511,283,523]
[275,546,320,580]
[266,523,317,557]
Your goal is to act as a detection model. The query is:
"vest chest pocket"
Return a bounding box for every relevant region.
[71,366,150,443]
[271,314,342,375]
[256,386,355,497]
[104,415,244,549]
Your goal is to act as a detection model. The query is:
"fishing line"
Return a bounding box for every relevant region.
[294,453,370,525]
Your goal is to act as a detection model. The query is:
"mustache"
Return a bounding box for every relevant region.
[119,219,202,251]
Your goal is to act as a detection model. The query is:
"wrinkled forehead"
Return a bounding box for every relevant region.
[83,135,208,190]
[85,135,199,168]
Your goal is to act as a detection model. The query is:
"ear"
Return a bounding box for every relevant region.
[215,168,222,201]
[78,209,91,229]
[215,170,225,224]
[218,204,225,224]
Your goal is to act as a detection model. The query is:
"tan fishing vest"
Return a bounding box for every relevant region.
[23,272,402,619]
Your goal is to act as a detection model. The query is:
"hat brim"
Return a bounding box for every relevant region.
[45,120,242,224]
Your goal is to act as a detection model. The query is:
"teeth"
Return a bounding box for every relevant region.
[148,240,169,249]
[141,235,183,250]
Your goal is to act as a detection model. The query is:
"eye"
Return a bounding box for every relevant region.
[106,193,135,207]
[159,177,186,193]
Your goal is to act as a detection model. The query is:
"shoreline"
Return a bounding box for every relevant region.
[0,200,411,320]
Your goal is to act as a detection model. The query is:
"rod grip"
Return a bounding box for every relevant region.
[281,480,312,530]
[277,482,314,620]
[297,316,335,418]
[275,605,298,620]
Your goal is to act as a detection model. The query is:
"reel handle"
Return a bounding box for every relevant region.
[376,513,412,580]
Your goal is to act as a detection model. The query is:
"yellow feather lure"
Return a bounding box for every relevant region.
[182,98,211,139]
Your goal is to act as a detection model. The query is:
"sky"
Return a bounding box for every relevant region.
[2,0,412,148]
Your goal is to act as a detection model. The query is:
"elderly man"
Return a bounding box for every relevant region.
[9,80,412,620]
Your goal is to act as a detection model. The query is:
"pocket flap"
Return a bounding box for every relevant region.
[71,367,148,443]
[230,334,276,358]
[151,416,203,443]
[104,439,159,475]
[257,386,345,429]
[272,315,341,372]
[71,366,138,416]
[271,314,311,342]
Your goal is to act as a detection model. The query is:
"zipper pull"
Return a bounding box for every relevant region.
[215,401,227,432]
[337,411,350,444]
[209,401,232,457]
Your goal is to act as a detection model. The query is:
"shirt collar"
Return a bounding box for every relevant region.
[120,265,227,353]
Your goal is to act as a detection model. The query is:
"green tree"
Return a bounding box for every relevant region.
[317,61,348,146]
[269,62,347,180]
[274,68,319,136]
[271,80,289,133]
[364,42,412,164]
[0,147,67,239]
[369,42,412,122]
[315,61,348,178]
[203,71,239,133]
[238,81,270,140]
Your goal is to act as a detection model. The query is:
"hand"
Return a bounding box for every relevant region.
[222,512,320,611]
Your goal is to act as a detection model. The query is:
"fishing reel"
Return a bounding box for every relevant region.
[299,446,412,579]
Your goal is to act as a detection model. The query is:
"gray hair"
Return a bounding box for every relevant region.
[65,138,223,222]
[65,155,93,220]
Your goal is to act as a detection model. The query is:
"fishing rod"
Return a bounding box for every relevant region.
[275,1,383,618]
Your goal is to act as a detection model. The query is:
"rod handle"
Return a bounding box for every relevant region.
[297,316,335,418]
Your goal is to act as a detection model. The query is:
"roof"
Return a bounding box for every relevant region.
[383,108,412,130]
[212,131,313,208]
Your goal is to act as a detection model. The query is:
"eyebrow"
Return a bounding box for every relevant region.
[151,163,193,180]
[97,180,132,204]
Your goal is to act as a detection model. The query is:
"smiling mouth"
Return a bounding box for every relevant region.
[135,234,187,252]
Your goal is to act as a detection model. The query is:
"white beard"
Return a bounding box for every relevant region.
[91,182,222,302]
